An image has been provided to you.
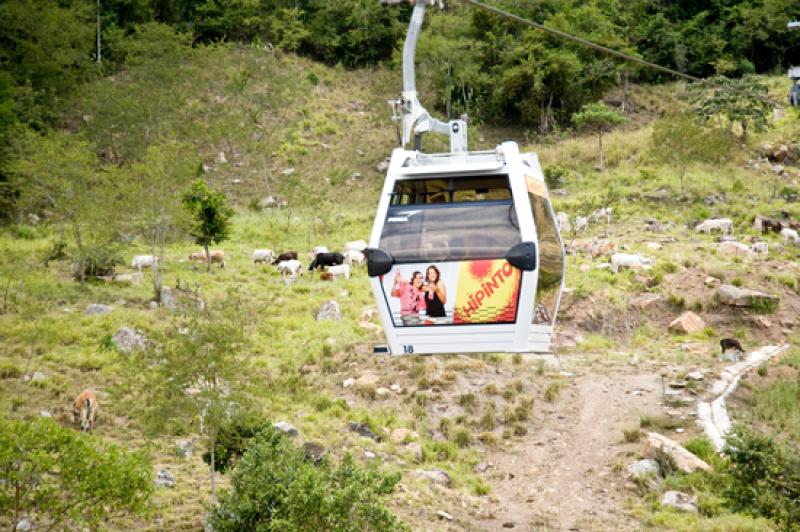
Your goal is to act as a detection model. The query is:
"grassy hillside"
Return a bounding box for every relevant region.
[3,40,800,530]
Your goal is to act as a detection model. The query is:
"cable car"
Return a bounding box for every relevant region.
[366,0,565,355]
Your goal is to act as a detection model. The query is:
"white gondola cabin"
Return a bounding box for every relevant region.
[367,0,565,355]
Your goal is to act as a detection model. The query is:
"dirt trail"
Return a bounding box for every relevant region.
[480,366,664,531]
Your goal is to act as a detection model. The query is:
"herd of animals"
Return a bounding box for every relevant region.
[128,239,369,281]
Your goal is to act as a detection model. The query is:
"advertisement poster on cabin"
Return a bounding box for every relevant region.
[382,259,521,327]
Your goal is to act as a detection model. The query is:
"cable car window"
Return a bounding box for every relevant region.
[380,202,521,262]
[389,176,512,205]
[530,193,564,325]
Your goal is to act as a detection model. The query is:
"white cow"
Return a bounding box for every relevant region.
[276,259,303,278]
[556,212,571,234]
[343,240,368,253]
[252,249,275,264]
[589,207,612,224]
[610,253,654,273]
[574,216,589,234]
[751,242,769,254]
[781,227,799,245]
[344,250,365,267]
[328,264,351,280]
[131,255,158,270]
[695,218,733,235]
[312,246,329,256]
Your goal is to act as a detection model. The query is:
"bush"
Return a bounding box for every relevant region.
[71,242,123,279]
[723,426,800,530]
[0,417,152,530]
[203,415,271,473]
[210,427,406,531]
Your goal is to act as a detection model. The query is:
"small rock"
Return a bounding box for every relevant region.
[375,387,391,397]
[155,469,176,488]
[303,442,326,463]
[342,378,355,388]
[15,519,32,531]
[273,421,299,437]
[316,300,342,321]
[282,168,295,176]
[216,151,227,164]
[502,522,515,529]
[349,422,379,441]
[84,303,113,315]
[631,294,663,310]
[31,372,46,382]
[407,442,423,463]
[111,327,148,354]
[752,316,773,329]
[661,490,698,512]
[686,371,704,381]
[390,383,401,392]
[579,264,591,273]
[436,510,454,521]
[474,462,489,473]
[148,301,159,310]
[39,410,52,418]
[628,459,660,479]
[175,440,193,457]
[415,469,452,487]
[704,276,721,288]
[364,451,377,459]
[668,311,706,335]
[643,432,710,473]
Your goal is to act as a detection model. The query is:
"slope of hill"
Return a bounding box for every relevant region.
[2,40,800,530]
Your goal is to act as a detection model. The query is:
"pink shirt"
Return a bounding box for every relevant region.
[392,281,426,316]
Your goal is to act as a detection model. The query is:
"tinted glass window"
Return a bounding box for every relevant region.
[530,194,564,324]
[390,176,511,205]
[379,203,521,262]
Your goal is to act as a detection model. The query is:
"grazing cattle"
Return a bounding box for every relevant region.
[252,249,275,264]
[751,242,769,254]
[720,338,744,354]
[343,240,368,253]
[610,253,653,273]
[344,250,365,267]
[320,272,333,281]
[73,389,98,433]
[273,251,298,264]
[309,252,344,271]
[189,250,225,268]
[781,227,799,245]
[312,246,329,257]
[589,207,612,224]
[695,218,733,235]
[328,264,351,280]
[277,259,303,278]
[131,255,157,270]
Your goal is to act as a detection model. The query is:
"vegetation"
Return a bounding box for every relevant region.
[0,417,152,530]
[182,179,234,272]
[210,427,406,531]
[572,103,627,170]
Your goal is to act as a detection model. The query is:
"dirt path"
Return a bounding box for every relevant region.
[479,366,664,531]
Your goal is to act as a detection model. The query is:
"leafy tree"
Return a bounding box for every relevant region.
[688,75,772,139]
[141,295,253,503]
[650,112,729,194]
[182,179,233,272]
[572,102,627,171]
[0,417,152,530]
[210,426,407,531]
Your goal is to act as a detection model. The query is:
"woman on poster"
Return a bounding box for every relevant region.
[423,265,447,323]
[391,270,426,326]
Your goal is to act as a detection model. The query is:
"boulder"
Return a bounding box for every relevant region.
[643,432,710,473]
[114,272,143,285]
[686,371,704,381]
[30,371,46,382]
[175,440,193,458]
[661,491,698,513]
[161,287,204,311]
[407,442,423,463]
[668,312,706,335]
[631,294,663,310]
[155,469,176,488]
[15,519,32,531]
[375,387,391,397]
[273,421,298,437]
[303,442,326,463]
[316,300,342,321]
[415,469,452,487]
[772,144,789,163]
[85,303,113,315]
[111,327,148,354]
[348,422,379,441]
[717,284,779,308]
[436,510,454,521]
[628,459,660,479]
[717,241,754,258]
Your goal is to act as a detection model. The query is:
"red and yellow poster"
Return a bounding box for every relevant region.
[453,259,521,324]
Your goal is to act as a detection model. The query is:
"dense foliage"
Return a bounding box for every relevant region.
[210,426,406,531]
[0,417,152,530]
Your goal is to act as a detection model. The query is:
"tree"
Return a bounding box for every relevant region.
[687,75,772,139]
[650,112,728,194]
[210,427,406,531]
[572,102,627,171]
[141,294,253,504]
[127,139,194,301]
[0,417,152,530]
[182,179,233,272]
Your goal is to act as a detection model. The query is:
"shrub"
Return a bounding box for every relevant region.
[71,242,123,279]
[0,418,152,530]
[0,360,21,378]
[544,382,561,403]
[211,427,405,531]
[453,428,471,448]
[203,415,271,473]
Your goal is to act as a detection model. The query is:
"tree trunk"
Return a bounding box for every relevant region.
[204,243,211,273]
[73,224,85,283]
[210,430,217,506]
[151,228,160,302]
[598,130,605,171]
